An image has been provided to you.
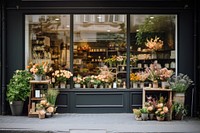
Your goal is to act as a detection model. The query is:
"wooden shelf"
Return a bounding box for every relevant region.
[29,80,50,84]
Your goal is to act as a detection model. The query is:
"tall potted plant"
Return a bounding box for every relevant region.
[7,70,32,115]
[168,73,193,105]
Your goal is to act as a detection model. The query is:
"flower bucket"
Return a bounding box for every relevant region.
[34,75,42,81]
[153,81,158,88]
[156,116,165,121]
[74,84,81,88]
[140,82,144,88]
[161,81,169,89]
[93,85,98,89]
[60,82,66,88]
[133,82,138,88]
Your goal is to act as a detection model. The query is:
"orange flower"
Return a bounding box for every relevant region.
[163,106,169,113]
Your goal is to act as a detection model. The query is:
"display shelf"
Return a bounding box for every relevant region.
[28,80,50,117]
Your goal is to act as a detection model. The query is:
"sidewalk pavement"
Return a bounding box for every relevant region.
[0,113,200,133]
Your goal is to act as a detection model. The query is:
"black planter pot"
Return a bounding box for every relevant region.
[9,101,24,116]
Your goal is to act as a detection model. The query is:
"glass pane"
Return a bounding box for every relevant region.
[25,14,70,79]
[130,15,177,88]
[73,14,127,88]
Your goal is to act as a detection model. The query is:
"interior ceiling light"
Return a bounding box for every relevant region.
[136,29,139,32]
[66,25,70,28]
[150,16,154,19]
[107,29,111,32]
[55,18,60,21]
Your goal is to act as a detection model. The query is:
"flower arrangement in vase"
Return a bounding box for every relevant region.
[52,70,73,88]
[136,71,149,88]
[159,68,173,89]
[90,75,101,88]
[130,73,140,88]
[145,36,163,52]
[154,96,169,121]
[73,75,83,88]
[27,62,49,80]
[145,61,161,88]
[97,66,115,88]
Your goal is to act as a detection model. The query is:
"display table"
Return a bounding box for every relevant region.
[142,87,172,120]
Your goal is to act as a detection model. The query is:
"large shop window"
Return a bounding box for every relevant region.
[25,14,71,77]
[73,14,127,88]
[130,15,177,89]
[25,14,176,89]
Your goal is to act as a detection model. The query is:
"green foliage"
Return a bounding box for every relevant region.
[136,16,175,46]
[46,89,59,106]
[133,109,141,117]
[168,73,193,93]
[140,107,148,114]
[7,70,32,102]
[172,102,187,117]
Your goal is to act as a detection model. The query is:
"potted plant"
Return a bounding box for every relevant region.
[168,73,193,104]
[7,70,32,115]
[133,109,142,121]
[52,70,73,88]
[73,75,83,88]
[140,107,149,121]
[27,62,49,81]
[172,102,187,120]
[36,89,59,119]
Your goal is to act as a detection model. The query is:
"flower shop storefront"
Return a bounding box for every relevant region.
[1,0,197,115]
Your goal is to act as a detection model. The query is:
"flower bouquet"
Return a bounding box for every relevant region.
[159,68,173,88]
[27,62,49,80]
[73,75,83,88]
[145,61,161,88]
[145,36,163,52]
[52,70,73,88]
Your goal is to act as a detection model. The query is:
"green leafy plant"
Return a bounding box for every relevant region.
[7,70,32,102]
[133,109,141,117]
[46,89,59,106]
[172,102,187,117]
[140,107,149,114]
[168,73,193,93]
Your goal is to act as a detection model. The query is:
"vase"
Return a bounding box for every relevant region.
[153,81,158,88]
[83,84,86,88]
[100,85,104,89]
[87,83,91,88]
[141,113,148,121]
[74,84,81,88]
[132,82,138,88]
[34,74,42,81]
[156,116,165,121]
[161,81,169,89]
[93,85,98,89]
[60,82,66,88]
[151,52,157,59]
[149,113,154,120]
[140,82,144,88]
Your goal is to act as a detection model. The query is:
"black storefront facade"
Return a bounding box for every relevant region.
[0,0,199,116]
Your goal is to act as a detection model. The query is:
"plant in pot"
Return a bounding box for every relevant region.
[140,107,149,121]
[172,102,187,120]
[7,70,32,115]
[168,73,193,104]
[133,109,142,121]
